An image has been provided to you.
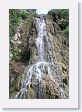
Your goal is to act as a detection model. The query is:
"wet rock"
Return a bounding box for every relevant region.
[9,14,69,99]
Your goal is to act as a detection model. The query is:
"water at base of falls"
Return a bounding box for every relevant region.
[15,61,53,99]
[15,15,66,99]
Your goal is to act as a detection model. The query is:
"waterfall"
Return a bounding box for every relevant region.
[15,15,67,99]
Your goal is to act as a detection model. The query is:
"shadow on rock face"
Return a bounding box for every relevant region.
[20,50,30,63]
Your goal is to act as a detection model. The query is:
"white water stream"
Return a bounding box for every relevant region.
[15,15,63,99]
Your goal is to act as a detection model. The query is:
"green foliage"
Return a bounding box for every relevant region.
[60,9,69,19]
[48,9,60,16]
[18,9,36,20]
[48,9,69,20]
[9,9,36,61]
[9,9,36,37]
[63,27,69,38]
[58,19,69,30]
[48,9,69,38]
[19,10,28,20]
[9,9,20,37]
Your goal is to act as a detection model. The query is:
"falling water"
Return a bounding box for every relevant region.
[15,15,66,99]
[36,15,46,61]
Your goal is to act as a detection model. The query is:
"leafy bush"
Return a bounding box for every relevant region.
[60,9,69,20]
[9,9,36,37]
[9,9,20,37]
[48,9,69,37]
[48,9,69,20]
[9,9,36,61]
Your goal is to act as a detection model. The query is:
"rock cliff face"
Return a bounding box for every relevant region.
[9,13,69,99]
